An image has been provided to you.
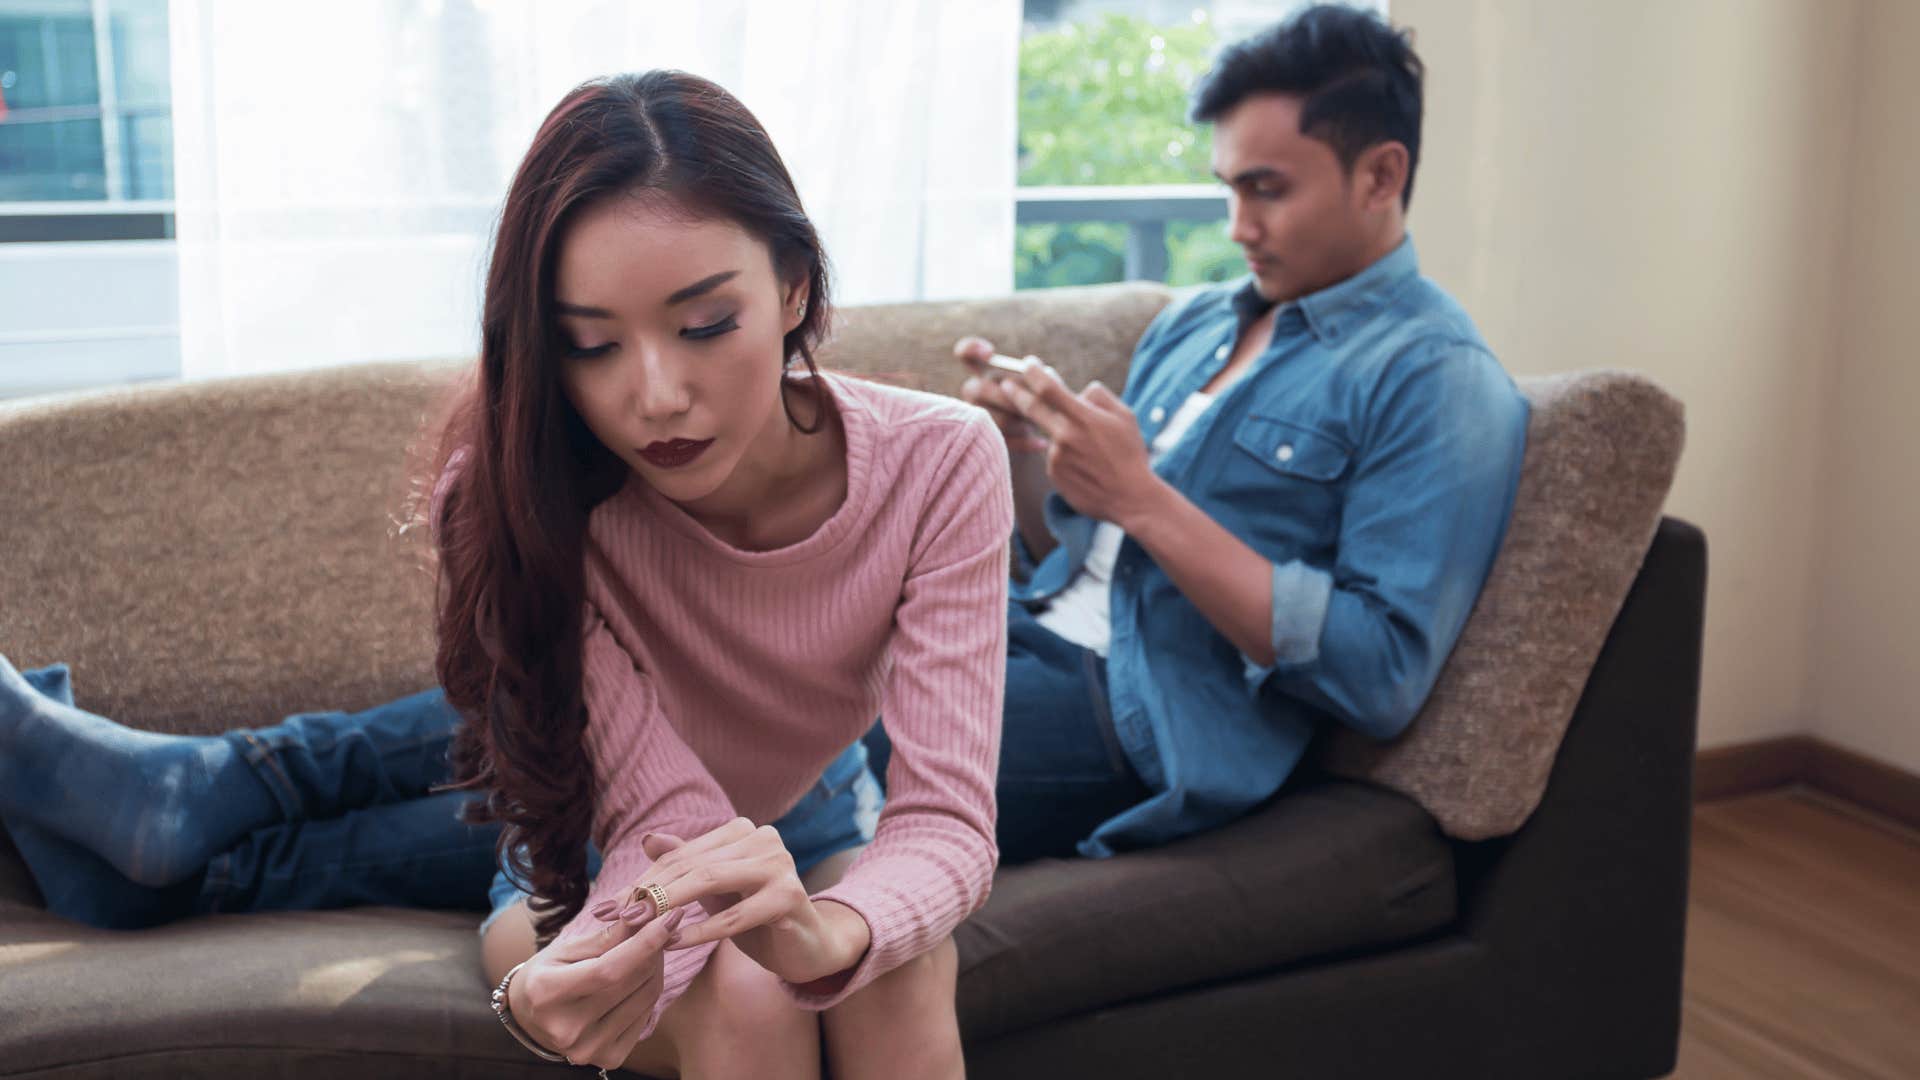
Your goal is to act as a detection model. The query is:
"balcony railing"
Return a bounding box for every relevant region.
[1014,183,1228,283]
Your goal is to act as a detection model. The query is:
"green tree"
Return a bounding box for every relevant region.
[1016,13,1244,289]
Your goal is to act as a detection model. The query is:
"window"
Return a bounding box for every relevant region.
[0,0,174,239]
[1,2,1374,400]
[1015,0,1310,289]
[0,0,176,401]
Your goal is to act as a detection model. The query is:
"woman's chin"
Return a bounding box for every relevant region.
[635,455,732,509]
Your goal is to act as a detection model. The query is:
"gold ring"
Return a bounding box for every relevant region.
[644,882,671,917]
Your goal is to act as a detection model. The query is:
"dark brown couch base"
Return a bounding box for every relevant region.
[0,519,1702,1078]
[0,778,1452,1076]
[969,518,1705,1080]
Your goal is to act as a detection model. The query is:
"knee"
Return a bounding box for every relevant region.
[715,950,818,1041]
[479,900,537,985]
[832,936,959,1031]
[878,936,958,1008]
[823,938,962,1080]
[670,943,820,1077]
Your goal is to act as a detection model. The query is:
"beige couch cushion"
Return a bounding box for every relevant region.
[1317,370,1686,840]
[0,362,455,735]
[0,283,1171,737]
[822,281,1171,397]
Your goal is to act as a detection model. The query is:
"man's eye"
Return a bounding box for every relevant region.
[682,315,739,340]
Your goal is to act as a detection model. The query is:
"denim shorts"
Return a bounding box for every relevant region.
[480,737,882,934]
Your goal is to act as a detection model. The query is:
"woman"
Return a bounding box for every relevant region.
[435,67,1010,1079]
[4,70,1010,1079]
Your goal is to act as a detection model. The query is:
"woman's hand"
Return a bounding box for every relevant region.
[601,818,871,986]
[506,904,687,1071]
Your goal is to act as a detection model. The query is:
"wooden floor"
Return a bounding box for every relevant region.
[1673,789,1920,1079]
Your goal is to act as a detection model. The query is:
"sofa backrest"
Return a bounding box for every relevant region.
[0,282,1172,736]
[1317,371,1686,839]
[0,281,1683,841]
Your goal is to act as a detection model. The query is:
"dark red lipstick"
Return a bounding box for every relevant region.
[639,438,713,469]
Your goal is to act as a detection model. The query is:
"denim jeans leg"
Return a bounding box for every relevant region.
[200,788,501,914]
[993,607,1150,865]
[227,688,463,822]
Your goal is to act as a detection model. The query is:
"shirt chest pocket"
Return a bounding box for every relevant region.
[1211,416,1352,548]
[1233,417,1351,481]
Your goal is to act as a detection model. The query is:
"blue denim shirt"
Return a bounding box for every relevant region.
[1011,237,1529,857]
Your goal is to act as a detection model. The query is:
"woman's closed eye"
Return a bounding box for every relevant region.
[565,340,615,360]
[563,314,738,359]
[681,314,739,340]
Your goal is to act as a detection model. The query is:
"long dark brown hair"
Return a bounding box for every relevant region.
[430,71,834,942]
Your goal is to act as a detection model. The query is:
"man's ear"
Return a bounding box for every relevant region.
[1354,141,1409,212]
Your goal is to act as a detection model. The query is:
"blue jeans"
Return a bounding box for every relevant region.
[864,600,1149,865]
[200,690,500,913]
[482,738,882,933]
[195,599,1131,914]
[205,692,884,920]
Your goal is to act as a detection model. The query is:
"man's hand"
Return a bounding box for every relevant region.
[999,360,1168,530]
[954,336,1049,454]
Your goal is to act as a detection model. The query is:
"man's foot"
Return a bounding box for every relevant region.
[0,655,277,887]
[3,817,202,929]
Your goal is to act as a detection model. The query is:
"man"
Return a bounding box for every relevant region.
[883,3,1529,862]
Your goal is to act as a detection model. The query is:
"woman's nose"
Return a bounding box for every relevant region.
[631,346,692,421]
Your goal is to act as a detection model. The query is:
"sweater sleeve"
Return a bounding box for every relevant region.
[787,414,1013,1008]
[552,603,739,1043]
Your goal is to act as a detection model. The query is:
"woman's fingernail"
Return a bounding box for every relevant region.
[641,832,661,846]
[591,899,617,920]
[621,904,656,927]
[662,907,690,946]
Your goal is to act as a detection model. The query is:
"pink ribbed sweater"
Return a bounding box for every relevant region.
[548,373,1011,1039]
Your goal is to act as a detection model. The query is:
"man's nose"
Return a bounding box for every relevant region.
[1227,199,1261,247]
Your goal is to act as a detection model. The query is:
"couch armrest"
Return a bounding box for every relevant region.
[1454,515,1705,1077]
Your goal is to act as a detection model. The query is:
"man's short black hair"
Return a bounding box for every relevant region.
[1190,4,1425,207]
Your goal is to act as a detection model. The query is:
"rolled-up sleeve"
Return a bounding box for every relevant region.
[1246,341,1528,740]
[1240,558,1336,682]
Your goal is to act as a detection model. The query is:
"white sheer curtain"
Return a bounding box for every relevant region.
[169,0,1018,379]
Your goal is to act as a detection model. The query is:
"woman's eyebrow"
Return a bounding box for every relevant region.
[666,270,740,306]
[554,270,743,318]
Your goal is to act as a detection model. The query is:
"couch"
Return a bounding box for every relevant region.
[0,282,1704,1079]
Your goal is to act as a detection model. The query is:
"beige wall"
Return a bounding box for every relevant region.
[1395,0,1866,754]
[1807,0,1920,773]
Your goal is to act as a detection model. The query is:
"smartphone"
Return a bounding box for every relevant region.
[982,353,1036,381]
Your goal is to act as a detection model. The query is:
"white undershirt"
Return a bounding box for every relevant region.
[1035,390,1218,656]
